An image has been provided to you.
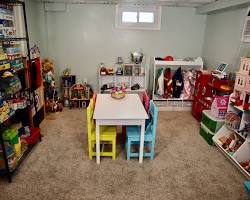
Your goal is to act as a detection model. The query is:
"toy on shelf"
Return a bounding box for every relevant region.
[225,112,241,130]
[62,68,71,76]
[70,83,90,108]
[218,133,243,155]
[241,161,250,174]
[116,67,123,75]
[61,71,76,107]
[230,57,250,111]
[210,96,229,119]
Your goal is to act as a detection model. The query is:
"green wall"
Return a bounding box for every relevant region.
[25,3,207,89]
[25,0,47,58]
[202,7,250,71]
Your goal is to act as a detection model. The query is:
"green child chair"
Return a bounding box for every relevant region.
[87,99,117,160]
[126,100,158,160]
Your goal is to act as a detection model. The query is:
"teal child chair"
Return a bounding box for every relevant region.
[126,100,158,160]
[244,181,250,197]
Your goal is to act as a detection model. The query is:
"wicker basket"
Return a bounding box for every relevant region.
[111,92,126,100]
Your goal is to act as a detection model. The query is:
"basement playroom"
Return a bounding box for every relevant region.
[1,0,250,199]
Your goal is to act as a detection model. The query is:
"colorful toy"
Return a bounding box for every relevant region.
[116,67,123,75]
[211,96,229,119]
[70,83,90,108]
[111,86,126,100]
[225,112,241,130]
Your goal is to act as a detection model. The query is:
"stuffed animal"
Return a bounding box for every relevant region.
[42,58,55,86]
[163,68,173,98]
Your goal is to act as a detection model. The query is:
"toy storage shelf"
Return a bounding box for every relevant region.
[0,1,42,183]
[152,57,203,111]
[213,125,250,179]
[98,71,146,94]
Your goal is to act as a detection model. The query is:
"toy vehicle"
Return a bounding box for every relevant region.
[107,67,114,75]
[100,67,107,75]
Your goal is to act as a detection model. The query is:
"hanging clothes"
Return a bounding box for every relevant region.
[155,68,164,96]
[172,67,184,98]
[163,68,173,98]
[181,70,196,100]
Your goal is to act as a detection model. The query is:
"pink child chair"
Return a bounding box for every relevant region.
[143,91,150,113]
[92,92,97,108]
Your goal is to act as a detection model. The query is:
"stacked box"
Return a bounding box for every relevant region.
[200,110,225,145]
[201,110,225,133]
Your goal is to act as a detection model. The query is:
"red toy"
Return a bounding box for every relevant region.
[164,56,174,61]
[163,68,173,98]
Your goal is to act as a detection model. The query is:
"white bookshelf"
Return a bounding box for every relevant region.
[152,57,203,111]
[98,66,146,94]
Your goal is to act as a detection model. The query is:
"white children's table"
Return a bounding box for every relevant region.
[93,94,149,164]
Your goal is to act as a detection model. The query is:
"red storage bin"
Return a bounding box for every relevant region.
[25,127,41,146]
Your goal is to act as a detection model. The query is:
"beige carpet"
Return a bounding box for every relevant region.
[0,109,248,200]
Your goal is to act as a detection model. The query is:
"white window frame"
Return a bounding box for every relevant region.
[242,7,250,43]
[115,4,161,30]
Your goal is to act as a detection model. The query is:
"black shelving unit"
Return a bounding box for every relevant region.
[0,0,38,183]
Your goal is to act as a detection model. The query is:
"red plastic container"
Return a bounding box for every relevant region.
[25,127,41,146]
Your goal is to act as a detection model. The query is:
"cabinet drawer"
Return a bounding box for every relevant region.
[201,110,224,133]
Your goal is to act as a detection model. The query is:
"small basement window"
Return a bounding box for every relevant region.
[115,5,161,30]
[242,7,250,42]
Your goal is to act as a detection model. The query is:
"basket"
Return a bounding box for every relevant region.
[111,92,126,100]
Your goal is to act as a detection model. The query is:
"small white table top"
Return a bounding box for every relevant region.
[94,94,148,120]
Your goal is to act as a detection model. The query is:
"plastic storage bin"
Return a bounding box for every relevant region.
[200,122,214,145]
[201,110,224,133]
[25,127,41,146]
[2,128,19,145]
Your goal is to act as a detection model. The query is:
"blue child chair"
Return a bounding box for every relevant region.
[244,181,250,197]
[126,100,158,160]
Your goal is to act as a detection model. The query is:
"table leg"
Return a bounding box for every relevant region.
[139,120,145,163]
[96,122,100,164]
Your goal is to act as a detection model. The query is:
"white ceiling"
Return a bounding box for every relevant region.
[31,0,217,7]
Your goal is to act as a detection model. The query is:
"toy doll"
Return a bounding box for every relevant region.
[163,68,173,98]
[172,67,183,98]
